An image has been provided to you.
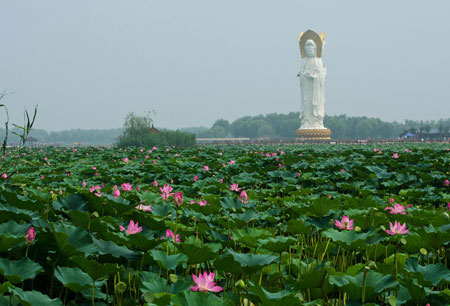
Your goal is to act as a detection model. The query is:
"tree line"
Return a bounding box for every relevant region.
[183,113,450,140]
[2,113,450,145]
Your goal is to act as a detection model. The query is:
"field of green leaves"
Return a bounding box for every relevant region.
[0,144,449,306]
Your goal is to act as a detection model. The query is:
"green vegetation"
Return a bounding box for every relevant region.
[3,112,450,145]
[0,144,449,305]
[189,113,450,140]
[117,112,196,148]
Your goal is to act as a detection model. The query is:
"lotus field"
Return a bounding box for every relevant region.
[1,144,450,306]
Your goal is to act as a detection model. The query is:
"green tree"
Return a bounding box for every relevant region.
[118,112,195,147]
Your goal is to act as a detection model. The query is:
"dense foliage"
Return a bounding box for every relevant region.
[3,113,450,145]
[188,113,450,140]
[0,144,450,305]
[117,113,196,148]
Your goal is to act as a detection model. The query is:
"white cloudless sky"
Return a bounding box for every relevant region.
[1,0,450,131]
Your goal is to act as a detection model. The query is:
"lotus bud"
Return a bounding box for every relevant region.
[116,282,127,294]
[174,192,183,206]
[26,227,35,244]
[235,279,246,288]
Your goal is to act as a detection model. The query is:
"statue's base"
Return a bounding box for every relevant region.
[295,128,331,141]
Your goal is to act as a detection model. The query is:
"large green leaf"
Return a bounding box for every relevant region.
[141,279,190,295]
[53,194,88,211]
[54,266,93,293]
[227,249,279,274]
[247,283,302,306]
[329,270,399,302]
[175,242,218,265]
[307,198,340,217]
[258,236,296,253]
[0,205,37,223]
[0,220,30,237]
[171,290,227,306]
[93,237,139,261]
[150,250,187,271]
[70,256,119,280]
[404,257,450,287]
[52,223,98,256]
[321,228,372,249]
[0,257,43,283]
[8,287,63,306]
[233,228,272,248]
[0,235,24,253]
[365,166,392,179]
[213,254,244,275]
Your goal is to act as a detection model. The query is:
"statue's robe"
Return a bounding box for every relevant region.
[299,57,326,129]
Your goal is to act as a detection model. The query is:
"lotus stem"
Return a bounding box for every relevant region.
[91,279,95,306]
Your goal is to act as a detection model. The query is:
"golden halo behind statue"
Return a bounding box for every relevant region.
[298,30,325,58]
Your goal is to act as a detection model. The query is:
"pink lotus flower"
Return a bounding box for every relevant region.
[123,157,129,163]
[444,179,450,186]
[82,181,86,187]
[219,178,223,183]
[385,203,407,215]
[239,190,248,203]
[385,221,409,235]
[89,185,101,193]
[153,180,158,187]
[135,204,152,211]
[119,220,142,235]
[193,175,199,182]
[228,160,235,165]
[164,229,180,242]
[198,200,207,206]
[160,184,175,200]
[392,153,399,159]
[389,198,394,204]
[174,192,183,206]
[26,227,35,244]
[121,183,132,191]
[190,271,223,292]
[446,203,450,211]
[203,166,209,171]
[1,173,7,179]
[335,216,354,230]
[113,189,120,198]
[229,184,241,192]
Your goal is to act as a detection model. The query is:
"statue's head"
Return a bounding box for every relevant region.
[305,40,316,58]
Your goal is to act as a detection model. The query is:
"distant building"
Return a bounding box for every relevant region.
[197,138,250,144]
[151,124,159,134]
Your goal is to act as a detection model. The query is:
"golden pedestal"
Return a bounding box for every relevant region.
[296,128,331,141]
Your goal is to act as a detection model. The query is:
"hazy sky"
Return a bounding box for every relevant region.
[1,1,450,131]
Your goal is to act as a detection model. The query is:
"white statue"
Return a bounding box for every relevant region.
[298,31,327,130]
